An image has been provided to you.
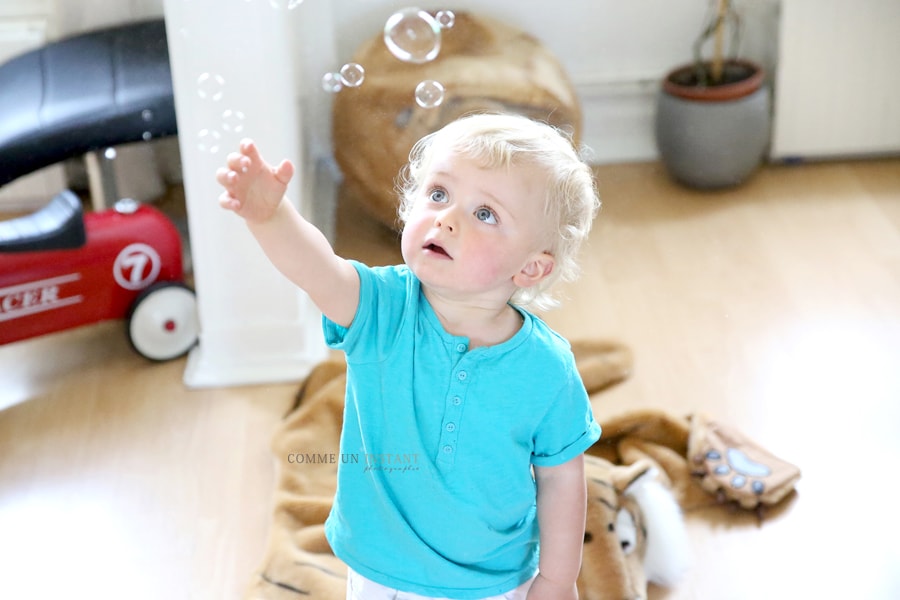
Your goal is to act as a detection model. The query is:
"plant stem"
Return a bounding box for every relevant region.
[712,0,727,83]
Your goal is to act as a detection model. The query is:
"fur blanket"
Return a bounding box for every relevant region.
[244,340,799,599]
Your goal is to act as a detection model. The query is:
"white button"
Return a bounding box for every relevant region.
[456,343,467,353]
[452,396,461,406]
[446,423,456,432]
[457,371,468,381]
[443,445,453,454]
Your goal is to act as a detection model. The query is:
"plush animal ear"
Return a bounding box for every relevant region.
[611,460,655,495]
[580,456,651,600]
[623,466,693,588]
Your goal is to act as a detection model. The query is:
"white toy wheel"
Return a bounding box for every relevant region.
[127,282,199,361]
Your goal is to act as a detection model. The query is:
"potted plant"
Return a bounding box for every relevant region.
[654,0,771,189]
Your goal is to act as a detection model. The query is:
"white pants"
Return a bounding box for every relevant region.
[346,567,536,600]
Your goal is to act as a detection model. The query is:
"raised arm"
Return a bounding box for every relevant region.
[528,455,587,600]
[216,139,358,327]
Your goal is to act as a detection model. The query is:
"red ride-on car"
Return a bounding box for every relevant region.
[0,190,199,360]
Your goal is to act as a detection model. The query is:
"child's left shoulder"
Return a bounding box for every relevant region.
[520,309,574,354]
[513,310,579,376]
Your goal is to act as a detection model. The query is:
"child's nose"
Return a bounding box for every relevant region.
[434,206,457,232]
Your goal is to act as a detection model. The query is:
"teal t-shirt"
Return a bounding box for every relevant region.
[323,262,601,599]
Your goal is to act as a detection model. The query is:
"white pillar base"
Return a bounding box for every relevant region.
[183,319,329,389]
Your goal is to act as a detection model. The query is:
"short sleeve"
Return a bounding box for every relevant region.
[530,366,601,467]
[322,261,367,350]
[321,262,416,362]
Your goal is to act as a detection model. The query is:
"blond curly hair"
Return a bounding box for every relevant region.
[396,113,600,310]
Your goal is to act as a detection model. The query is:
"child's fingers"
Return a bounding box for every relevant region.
[240,138,262,164]
[218,192,241,211]
[215,166,235,187]
[274,159,295,185]
[225,152,250,173]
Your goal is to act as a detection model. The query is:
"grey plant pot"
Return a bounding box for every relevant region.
[655,61,771,189]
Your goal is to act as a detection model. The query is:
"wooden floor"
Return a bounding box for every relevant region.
[2,158,899,599]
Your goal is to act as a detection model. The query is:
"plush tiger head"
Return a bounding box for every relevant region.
[577,456,691,600]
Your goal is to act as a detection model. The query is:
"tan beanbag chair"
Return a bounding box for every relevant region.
[331,11,583,229]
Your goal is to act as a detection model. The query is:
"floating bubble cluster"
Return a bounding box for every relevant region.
[383,8,441,64]
[196,74,222,152]
[318,8,453,109]
[190,1,309,156]
[339,63,365,88]
[415,79,444,109]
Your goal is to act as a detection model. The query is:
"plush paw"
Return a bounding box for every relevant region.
[695,447,771,502]
[687,414,801,511]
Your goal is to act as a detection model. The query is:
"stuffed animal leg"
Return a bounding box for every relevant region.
[590,409,801,516]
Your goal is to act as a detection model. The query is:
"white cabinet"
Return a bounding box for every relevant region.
[772,0,900,159]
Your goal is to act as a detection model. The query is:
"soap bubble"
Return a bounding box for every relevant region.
[322,72,343,93]
[384,8,441,64]
[142,131,152,141]
[141,109,154,122]
[339,63,365,88]
[415,80,445,109]
[435,10,455,29]
[221,109,246,133]
[197,128,222,154]
[197,72,225,102]
[104,147,117,160]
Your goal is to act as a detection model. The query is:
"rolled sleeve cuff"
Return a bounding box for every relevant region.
[531,421,602,467]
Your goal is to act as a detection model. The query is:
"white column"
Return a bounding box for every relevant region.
[162,0,327,388]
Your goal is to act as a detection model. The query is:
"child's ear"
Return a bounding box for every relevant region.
[513,252,555,289]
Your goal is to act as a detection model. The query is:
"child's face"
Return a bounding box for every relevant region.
[400,149,554,303]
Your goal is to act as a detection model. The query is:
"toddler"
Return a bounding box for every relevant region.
[217,113,601,600]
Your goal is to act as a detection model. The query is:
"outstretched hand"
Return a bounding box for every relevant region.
[216,138,295,224]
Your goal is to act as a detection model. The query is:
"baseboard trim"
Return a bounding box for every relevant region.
[574,76,661,165]
[182,323,329,389]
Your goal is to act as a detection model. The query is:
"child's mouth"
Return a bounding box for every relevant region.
[424,243,451,258]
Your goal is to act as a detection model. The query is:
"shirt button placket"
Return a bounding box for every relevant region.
[438,363,469,466]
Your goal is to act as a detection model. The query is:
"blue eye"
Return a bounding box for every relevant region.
[429,188,448,203]
[474,207,497,224]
